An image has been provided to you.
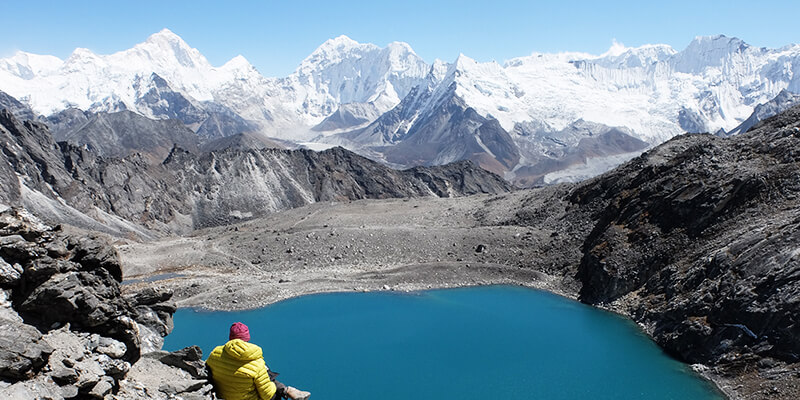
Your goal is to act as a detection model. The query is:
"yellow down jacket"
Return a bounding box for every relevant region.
[206,339,278,400]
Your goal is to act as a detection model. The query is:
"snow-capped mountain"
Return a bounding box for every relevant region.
[321,35,800,185]
[0,29,428,141]
[1,31,799,186]
[434,35,800,143]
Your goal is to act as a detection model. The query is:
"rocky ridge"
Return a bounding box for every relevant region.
[562,106,800,398]
[0,109,512,236]
[0,207,202,399]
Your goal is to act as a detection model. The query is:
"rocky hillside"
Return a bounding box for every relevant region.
[0,208,204,399]
[0,110,512,235]
[556,105,800,396]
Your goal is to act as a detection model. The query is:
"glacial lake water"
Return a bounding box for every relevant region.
[164,285,724,400]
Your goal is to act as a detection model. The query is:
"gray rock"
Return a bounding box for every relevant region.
[126,287,173,306]
[50,367,79,385]
[57,109,200,162]
[0,290,21,322]
[88,376,114,398]
[18,270,128,329]
[95,337,127,359]
[0,377,65,400]
[59,383,78,399]
[0,318,53,381]
[0,89,36,121]
[158,378,206,395]
[0,258,22,286]
[0,234,39,265]
[95,353,130,378]
[570,104,800,366]
[67,234,124,283]
[157,346,207,379]
[0,109,511,236]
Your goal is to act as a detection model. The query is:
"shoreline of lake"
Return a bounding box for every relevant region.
[164,285,727,400]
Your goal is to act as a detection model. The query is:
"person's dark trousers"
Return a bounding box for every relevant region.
[269,370,288,400]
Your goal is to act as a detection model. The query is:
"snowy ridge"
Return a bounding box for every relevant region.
[428,35,800,143]
[1,30,799,165]
[0,30,428,141]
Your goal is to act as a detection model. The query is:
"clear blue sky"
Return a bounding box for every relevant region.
[2,0,799,77]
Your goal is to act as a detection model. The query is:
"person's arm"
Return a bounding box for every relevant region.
[253,359,278,400]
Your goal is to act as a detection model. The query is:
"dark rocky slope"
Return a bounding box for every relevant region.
[553,105,800,396]
[0,109,512,235]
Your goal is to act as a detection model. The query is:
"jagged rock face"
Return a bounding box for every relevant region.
[1,210,137,361]
[133,73,208,127]
[0,109,511,234]
[0,208,179,397]
[165,146,512,228]
[568,105,800,366]
[195,101,259,140]
[44,107,91,139]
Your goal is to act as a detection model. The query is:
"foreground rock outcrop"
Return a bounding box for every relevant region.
[0,208,197,399]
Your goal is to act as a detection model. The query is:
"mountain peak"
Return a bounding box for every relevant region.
[603,39,629,58]
[310,35,370,58]
[223,54,250,66]
[454,53,477,68]
[686,34,748,52]
[299,35,380,72]
[325,34,359,47]
[0,51,63,79]
[65,47,100,63]
[146,28,184,44]
[593,41,676,68]
[221,55,255,72]
[138,28,196,56]
[671,34,751,73]
[129,29,210,71]
[386,41,415,53]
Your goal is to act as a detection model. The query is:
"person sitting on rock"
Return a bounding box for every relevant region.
[206,322,311,400]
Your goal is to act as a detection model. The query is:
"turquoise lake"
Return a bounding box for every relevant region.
[164,285,724,400]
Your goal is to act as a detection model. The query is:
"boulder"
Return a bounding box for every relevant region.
[156,346,207,379]
[95,337,127,359]
[0,318,53,381]
[88,376,114,398]
[159,378,207,395]
[0,258,22,286]
[50,367,79,385]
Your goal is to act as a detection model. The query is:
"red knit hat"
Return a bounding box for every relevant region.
[229,322,250,342]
